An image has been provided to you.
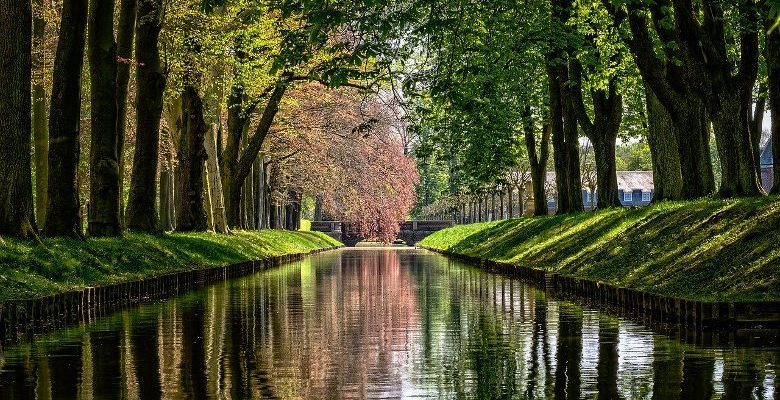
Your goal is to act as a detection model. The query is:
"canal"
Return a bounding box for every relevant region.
[0,248,777,399]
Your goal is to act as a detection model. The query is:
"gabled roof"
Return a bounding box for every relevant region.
[616,171,654,191]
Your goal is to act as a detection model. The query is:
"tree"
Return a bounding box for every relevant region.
[176,84,209,231]
[548,0,583,214]
[33,0,49,227]
[87,0,122,236]
[522,107,551,216]
[116,0,137,223]
[44,0,89,237]
[126,0,166,232]
[0,0,37,239]
[605,0,717,198]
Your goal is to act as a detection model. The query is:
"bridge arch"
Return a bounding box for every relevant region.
[310,221,454,246]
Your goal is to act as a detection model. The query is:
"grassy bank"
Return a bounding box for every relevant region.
[0,230,341,301]
[420,197,780,302]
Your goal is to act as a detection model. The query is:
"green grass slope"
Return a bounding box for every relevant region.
[0,230,341,301]
[420,197,780,302]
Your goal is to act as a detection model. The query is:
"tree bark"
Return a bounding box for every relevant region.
[222,79,289,229]
[115,0,136,225]
[205,125,228,233]
[125,0,165,232]
[523,108,550,216]
[570,61,623,208]
[618,0,715,199]
[176,85,209,231]
[33,0,48,228]
[159,158,173,231]
[0,0,37,239]
[44,0,88,237]
[645,86,684,201]
[87,0,122,236]
[750,84,766,181]
[548,59,582,214]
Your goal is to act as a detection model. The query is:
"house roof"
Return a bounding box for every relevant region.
[616,171,654,191]
[543,171,654,192]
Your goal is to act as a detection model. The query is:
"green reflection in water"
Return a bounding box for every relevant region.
[0,248,778,399]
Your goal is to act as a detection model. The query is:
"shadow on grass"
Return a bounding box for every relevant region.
[423,197,780,302]
[0,230,340,301]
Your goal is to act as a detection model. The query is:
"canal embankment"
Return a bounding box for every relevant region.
[0,230,341,302]
[419,197,780,328]
[0,230,341,342]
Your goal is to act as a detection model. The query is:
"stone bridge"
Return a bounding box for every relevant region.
[310,221,455,247]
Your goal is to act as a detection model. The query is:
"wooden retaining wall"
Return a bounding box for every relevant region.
[422,247,780,332]
[0,246,340,344]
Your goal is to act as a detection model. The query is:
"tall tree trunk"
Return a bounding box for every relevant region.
[711,91,763,197]
[548,60,582,214]
[620,0,715,199]
[506,187,513,218]
[523,108,550,217]
[676,100,715,198]
[44,0,87,237]
[159,159,172,231]
[176,85,209,231]
[115,0,136,225]
[222,80,288,229]
[314,196,323,221]
[645,86,683,201]
[269,200,279,229]
[125,0,165,232]
[203,170,213,231]
[87,0,122,236]
[750,84,766,181]
[570,62,623,208]
[769,18,780,194]
[0,0,37,239]
[205,125,228,233]
[33,0,48,228]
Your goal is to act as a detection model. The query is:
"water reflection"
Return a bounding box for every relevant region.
[0,248,778,399]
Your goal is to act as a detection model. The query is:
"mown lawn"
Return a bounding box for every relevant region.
[420,197,780,302]
[0,230,341,301]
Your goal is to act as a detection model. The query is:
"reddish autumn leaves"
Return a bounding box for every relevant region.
[267,84,418,242]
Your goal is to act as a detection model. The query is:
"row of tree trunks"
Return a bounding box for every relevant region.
[87,0,122,236]
[0,0,37,239]
[126,0,165,232]
[43,0,88,237]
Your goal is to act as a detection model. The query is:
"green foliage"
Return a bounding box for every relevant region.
[0,231,340,301]
[615,141,652,171]
[421,197,780,302]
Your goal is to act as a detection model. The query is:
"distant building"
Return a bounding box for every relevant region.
[541,171,654,214]
[760,141,774,193]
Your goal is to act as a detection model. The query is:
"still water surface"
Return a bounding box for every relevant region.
[0,248,778,399]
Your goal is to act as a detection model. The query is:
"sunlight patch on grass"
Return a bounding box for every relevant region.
[421,197,780,302]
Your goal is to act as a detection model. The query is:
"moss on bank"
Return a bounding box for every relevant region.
[0,230,341,301]
[420,197,780,302]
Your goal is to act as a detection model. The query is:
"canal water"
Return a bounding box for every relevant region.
[0,248,777,399]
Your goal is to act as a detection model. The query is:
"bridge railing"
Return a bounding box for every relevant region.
[310,221,341,233]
